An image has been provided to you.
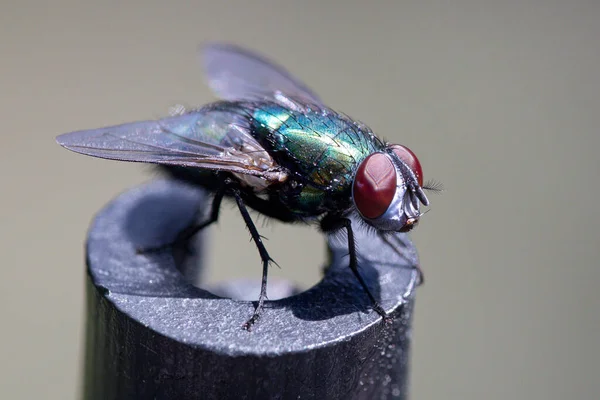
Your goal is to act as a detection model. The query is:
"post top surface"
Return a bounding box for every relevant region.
[86,180,419,356]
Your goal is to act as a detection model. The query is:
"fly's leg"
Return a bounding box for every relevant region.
[321,216,389,322]
[378,232,425,286]
[232,189,275,331]
[137,187,226,254]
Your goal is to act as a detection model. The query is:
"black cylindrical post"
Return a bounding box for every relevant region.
[82,180,420,400]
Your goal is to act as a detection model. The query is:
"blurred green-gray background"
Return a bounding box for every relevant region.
[2,1,599,399]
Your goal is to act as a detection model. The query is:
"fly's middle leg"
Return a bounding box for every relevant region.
[231,189,276,331]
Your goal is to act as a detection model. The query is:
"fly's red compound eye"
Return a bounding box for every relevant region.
[353,153,397,219]
[390,144,423,186]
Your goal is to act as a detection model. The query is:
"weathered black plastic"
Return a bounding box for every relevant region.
[82,180,419,400]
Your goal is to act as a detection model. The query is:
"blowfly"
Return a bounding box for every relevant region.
[57,44,435,329]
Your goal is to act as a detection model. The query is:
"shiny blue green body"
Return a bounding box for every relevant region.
[246,102,385,216]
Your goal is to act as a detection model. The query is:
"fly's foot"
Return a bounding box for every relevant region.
[373,304,393,325]
[242,295,270,331]
[381,313,394,325]
[242,313,260,331]
[372,302,389,321]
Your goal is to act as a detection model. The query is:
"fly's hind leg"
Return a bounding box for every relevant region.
[137,186,226,254]
[320,215,389,322]
[231,189,276,331]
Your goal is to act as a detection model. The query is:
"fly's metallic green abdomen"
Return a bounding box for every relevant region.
[251,103,385,215]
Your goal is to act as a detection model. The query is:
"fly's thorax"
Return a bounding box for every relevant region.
[250,103,383,192]
[352,145,429,232]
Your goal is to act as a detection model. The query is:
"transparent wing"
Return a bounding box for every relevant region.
[56,106,286,182]
[202,43,323,105]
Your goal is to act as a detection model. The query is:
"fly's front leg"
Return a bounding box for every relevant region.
[378,232,424,285]
[320,216,389,322]
[231,189,276,331]
[137,186,226,254]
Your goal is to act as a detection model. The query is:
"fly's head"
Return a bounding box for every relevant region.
[352,145,429,232]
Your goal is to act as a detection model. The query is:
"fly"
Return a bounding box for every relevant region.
[56,44,437,330]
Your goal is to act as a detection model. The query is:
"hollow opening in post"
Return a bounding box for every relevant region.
[172,208,326,301]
